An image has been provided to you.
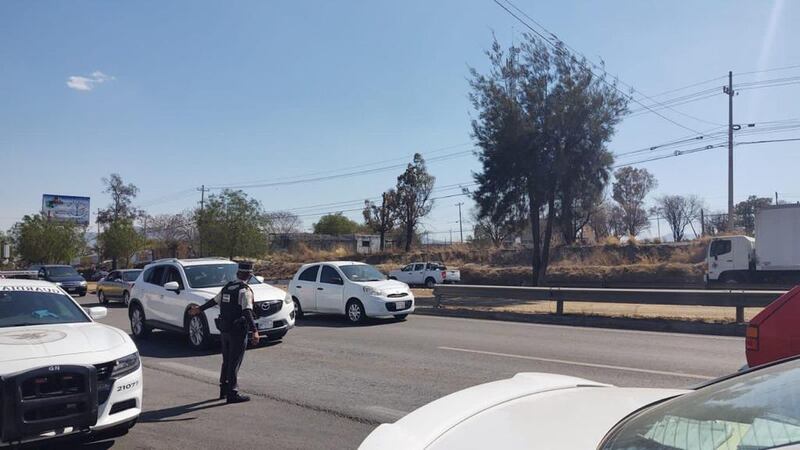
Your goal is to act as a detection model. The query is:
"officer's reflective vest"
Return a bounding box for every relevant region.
[218,281,251,332]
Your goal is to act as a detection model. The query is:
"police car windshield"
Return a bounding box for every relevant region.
[0,287,90,328]
[340,264,386,282]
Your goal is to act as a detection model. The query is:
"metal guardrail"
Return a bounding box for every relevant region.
[432,284,787,323]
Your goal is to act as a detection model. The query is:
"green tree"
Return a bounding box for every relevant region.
[97,174,141,224]
[612,167,657,237]
[394,154,435,252]
[313,213,360,235]
[10,215,85,264]
[98,220,144,267]
[196,189,269,259]
[470,34,627,284]
[363,190,397,251]
[735,195,773,235]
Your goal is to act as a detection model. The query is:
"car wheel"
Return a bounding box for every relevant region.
[98,290,108,305]
[394,314,408,321]
[122,291,130,307]
[346,299,366,324]
[129,304,151,339]
[425,277,436,289]
[293,298,304,319]
[187,313,211,350]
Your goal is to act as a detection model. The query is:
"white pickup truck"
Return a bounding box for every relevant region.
[389,262,460,288]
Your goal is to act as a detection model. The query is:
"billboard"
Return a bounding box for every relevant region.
[42,194,91,225]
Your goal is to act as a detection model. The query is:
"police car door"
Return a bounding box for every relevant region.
[316,265,345,313]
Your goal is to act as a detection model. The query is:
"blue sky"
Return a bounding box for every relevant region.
[1,1,798,241]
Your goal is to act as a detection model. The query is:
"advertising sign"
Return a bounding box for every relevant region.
[42,194,91,225]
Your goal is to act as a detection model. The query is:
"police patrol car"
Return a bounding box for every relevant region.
[0,279,142,447]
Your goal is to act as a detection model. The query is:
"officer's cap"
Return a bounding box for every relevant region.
[236,261,254,273]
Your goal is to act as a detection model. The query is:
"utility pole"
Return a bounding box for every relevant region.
[455,202,464,243]
[197,185,207,256]
[700,209,705,237]
[724,71,735,230]
[776,191,779,204]
[449,229,453,245]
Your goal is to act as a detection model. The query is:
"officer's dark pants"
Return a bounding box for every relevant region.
[220,330,248,395]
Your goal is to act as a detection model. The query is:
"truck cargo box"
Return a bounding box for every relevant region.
[755,204,800,271]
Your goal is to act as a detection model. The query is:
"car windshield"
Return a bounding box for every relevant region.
[600,359,800,450]
[340,264,386,282]
[183,264,239,288]
[45,266,80,277]
[0,286,90,327]
[122,270,142,282]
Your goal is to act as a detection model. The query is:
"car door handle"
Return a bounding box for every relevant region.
[317,287,324,291]
[296,286,302,289]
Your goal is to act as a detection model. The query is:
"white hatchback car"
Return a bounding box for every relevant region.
[0,279,142,447]
[288,261,414,324]
[128,258,295,350]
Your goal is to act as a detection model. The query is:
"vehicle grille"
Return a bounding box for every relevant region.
[94,361,115,404]
[386,301,412,312]
[254,300,283,318]
[0,365,98,442]
[387,293,408,298]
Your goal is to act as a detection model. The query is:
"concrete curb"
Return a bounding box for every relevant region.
[414,306,746,337]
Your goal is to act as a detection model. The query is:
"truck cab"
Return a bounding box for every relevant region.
[706,235,754,284]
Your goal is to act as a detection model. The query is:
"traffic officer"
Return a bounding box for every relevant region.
[190,261,260,403]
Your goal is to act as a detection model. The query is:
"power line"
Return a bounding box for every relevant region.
[207,150,472,190]
[494,0,708,134]
[738,63,800,77]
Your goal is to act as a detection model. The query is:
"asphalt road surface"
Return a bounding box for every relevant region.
[60,295,745,449]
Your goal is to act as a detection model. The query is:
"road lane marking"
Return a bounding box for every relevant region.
[438,346,714,380]
[363,406,408,422]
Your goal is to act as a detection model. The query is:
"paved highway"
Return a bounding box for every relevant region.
[61,295,745,449]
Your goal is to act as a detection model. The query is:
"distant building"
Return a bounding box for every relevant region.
[270,233,382,255]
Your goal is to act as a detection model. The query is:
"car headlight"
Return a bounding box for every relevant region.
[363,286,385,297]
[111,352,140,378]
[54,282,62,287]
[80,280,87,286]
[283,292,292,305]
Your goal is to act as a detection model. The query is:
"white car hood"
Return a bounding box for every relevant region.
[357,279,410,294]
[192,284,286,302]
[0,323,133,371]
[360,373,686,450]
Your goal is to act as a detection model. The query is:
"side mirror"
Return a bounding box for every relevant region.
[164,281,181,292]
[255,276,265,283]
[87,306,108,320]
[714,255,718,261]
[332,276,344,285]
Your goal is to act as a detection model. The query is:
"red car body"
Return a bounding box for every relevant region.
[746,285,800,367]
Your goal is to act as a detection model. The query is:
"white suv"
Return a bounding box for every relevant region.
[127,258,295,350]
[288,261,414,324]
[0,279,142,447]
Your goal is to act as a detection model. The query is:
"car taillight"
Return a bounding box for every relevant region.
[746,325,759,351]
[441,271,447,279]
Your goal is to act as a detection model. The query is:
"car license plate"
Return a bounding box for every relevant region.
[396,301,406,309]
[257,321,272,331]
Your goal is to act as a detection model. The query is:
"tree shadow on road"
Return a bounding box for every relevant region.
[139,398,226,423]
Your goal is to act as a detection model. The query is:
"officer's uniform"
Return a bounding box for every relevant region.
[198,267,257,402]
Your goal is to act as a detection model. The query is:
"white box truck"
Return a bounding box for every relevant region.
[706,204,800,284]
